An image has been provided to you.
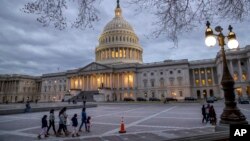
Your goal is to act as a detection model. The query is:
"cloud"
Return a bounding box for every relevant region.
[0,0,249,76]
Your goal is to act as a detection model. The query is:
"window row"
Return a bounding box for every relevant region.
[44,85,66,92]
[99,35,138,44]
[96,48,142,60]
[44,79,66,84]
[143,77,183,88]
[143,70,182,77]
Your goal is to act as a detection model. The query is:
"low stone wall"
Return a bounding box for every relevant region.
[0,104,97,115]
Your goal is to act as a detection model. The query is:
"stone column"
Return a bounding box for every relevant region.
[86,75,89,91]
[118,73,120,89]
[110,73,112,89]
[82,76,84,90]
[199,69,201,86]
[211,67,215,85]
[121,73,124,89]
[192,69,196,86]
[133,72,136,89]
[205,68,208,86]
[126,48,129,59]
[238,59,242,82]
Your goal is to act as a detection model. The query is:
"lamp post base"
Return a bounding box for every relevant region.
[220,101,248,125]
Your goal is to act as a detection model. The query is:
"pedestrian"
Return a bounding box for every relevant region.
[24,101,31,113]
[68,99,71,104]
[82,96,86,107]
[47,109,56,135]
[38,115,48,139]
[57,107,69,136]
[79,108,87,132]
[205,104,210,123]
[35,99,38,104]
[86,116,91,132]
[209,105,217,125]
[201,105,206,123]
[71,114,80,137]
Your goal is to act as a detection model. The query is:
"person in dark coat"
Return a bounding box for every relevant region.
[24,101,31,113]
[47,109,56,135]
[57,107,69,136]
[201,105,206,123]
[209,105,217,125]
[205,104,210,123]
[79,108,87,132]
[71,114,80,137]
[38,115,48,139]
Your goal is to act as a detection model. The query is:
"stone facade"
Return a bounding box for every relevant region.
[0,1,250,103]
[0,74,41,103]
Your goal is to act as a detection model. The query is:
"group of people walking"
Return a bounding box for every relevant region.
[38,107,91,139]
[201,104,217,125]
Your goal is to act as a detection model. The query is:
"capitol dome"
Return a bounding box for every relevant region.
[95,0,143,64]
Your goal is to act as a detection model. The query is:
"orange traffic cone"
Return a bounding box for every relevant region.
[119,117,126,133]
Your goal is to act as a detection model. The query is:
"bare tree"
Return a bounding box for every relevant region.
[130,0,250,45]
[22,0,99,30]
[23,0,250,43]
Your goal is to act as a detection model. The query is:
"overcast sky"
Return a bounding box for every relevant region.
[0,0,249,76]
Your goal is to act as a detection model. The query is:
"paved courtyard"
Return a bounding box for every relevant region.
[0,101,250,141]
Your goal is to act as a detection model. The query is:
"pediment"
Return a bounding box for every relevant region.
[78,62,110,72]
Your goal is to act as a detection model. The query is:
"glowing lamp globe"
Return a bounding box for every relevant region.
[228,38,239,49]
[205,35,216,47]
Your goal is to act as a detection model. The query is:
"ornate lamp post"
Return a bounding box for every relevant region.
[205,21,248,125]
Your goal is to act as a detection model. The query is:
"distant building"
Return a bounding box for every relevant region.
[0,74,41,103]
[0,1,249,103]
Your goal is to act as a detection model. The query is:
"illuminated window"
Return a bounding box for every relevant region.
[115,51,118,58]
[233,72,238,81]
[112,51,115,58]
[195,80,199,86]
[128,74,133,87]
[201,70,204,74]
[202,80,206,86]
[242,72,247,81]
[207,69,211,73]
[195,70,198,74]
[208,79,212,85]
[123,50,126,58]
[119,49,123,58]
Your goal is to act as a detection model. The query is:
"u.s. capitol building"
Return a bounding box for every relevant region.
[0,2,250,103]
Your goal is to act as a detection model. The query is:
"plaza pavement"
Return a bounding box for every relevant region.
[0,101,249,141]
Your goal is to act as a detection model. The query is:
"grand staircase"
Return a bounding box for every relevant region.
[69,90,99,102]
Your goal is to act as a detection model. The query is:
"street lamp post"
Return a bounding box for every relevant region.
[205,21,248,125]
